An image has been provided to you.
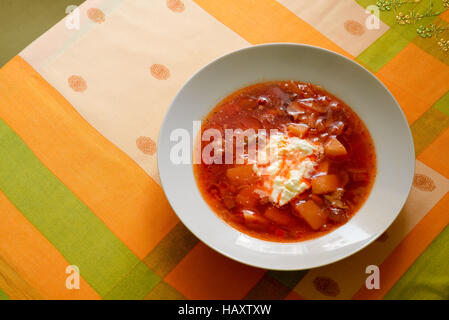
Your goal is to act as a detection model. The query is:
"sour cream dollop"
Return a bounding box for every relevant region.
[253,132,322,206]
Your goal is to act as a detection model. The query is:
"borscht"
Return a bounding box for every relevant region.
[194,81,376,242]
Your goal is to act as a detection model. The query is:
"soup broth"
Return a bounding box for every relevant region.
[194,81,376,242]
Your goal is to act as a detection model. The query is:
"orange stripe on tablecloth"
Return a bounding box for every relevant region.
[0,191,100,299]
[165,242,266,299]
[352,192,449,300]
[284,290,305,300]
[194,0,352,59]
[0,56,178,259]
[0,254,44,300]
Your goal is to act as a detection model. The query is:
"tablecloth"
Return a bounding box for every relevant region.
[0,0,448,300]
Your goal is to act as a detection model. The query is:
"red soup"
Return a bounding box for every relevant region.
[194,81,376,242]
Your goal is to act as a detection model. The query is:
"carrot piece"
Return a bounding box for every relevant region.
[226,165,258,185]
[223,197,236,209]
[295,200,328,230]
[274,228,286,237]
[312,174,340,194]
[352,172,369,182]
[339,170,350,186]
[324,137,347,157]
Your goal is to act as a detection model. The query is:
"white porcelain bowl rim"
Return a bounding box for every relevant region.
[157,43,415,270]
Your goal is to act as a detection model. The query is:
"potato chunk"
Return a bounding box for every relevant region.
[264,207,294,226]
[324,137,347,157]
[295,200,328,230]
[316,160,330,173]
[312,174,340,194]
[310,194,324,206]
[287,123,309,138]
[226,165,258,185]
[235,187,258,208]
[242,210,269,228]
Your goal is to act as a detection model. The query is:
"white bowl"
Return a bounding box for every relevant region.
[158,43,414,270]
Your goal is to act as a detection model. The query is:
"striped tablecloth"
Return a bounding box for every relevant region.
[0,0,448,300]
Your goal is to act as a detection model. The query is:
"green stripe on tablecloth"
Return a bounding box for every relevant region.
[143,222,198,278]
[144,280,185,300]
[104,262,160,300]
[433,90,449,117]
[356,0,395,26]
[268,270,308,289]
[411,107,449,155]
[393,0,446,41]
[412,18,449,67]
[0,119,141,297]
[244,273,291,300]
[356,0,443,41]
[243,270,308,300]
[357,29,409,72]
[0,288,10,300]
[0,0,85,67]
[385,225,449,300]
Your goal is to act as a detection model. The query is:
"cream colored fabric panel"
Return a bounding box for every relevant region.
[21,0,249,184]
[293,160,449,299]
[277,0,389,56]
[21,0,120,68]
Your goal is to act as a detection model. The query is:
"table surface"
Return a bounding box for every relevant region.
[0,0,448,300]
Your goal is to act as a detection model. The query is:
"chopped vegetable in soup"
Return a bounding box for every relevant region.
[194,81,376,242]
